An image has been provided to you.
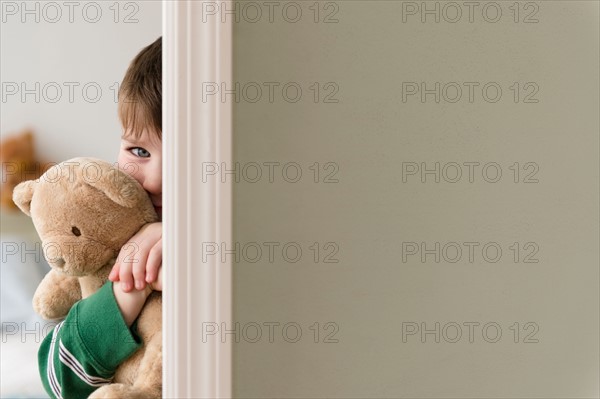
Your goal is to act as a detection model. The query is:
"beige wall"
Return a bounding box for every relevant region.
[232,1,599,397]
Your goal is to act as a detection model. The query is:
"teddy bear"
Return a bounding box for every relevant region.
[12,157,162,399]
[0,129,51,211]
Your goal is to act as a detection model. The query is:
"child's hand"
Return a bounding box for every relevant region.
[149,266,163,292]
[109,222,162,292]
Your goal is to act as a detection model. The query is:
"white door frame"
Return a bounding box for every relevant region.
[163,1,233,397]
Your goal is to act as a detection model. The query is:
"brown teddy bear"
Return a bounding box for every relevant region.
[0,129,51,211]
[12,157,162,398]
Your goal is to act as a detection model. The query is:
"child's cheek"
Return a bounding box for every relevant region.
[116,158,141,180]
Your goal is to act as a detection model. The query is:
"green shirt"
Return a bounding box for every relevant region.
[38,281,142,399]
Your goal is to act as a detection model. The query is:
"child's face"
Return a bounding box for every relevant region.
[117,128,162,219]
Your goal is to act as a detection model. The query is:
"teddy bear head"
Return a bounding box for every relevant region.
[12,157,158,277]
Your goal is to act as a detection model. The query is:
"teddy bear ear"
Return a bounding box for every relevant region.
[86,167,146,209]
[12,180,37,216]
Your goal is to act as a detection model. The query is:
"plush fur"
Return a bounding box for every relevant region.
[13,157,162,398]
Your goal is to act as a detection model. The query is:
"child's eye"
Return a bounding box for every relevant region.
[130,147,150,158]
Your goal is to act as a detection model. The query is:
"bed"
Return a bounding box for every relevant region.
[1,212,51,398]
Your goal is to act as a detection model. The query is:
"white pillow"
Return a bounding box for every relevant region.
[1,234,50,329]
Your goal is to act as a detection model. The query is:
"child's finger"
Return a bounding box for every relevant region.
[132,247,150,290]
[116,241,139,290]
[109,263,120,281]
[145,240,162,282]
[119,259,134,292]
[152,267,163,292]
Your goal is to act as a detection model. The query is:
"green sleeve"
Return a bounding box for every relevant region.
[38,280,143,399]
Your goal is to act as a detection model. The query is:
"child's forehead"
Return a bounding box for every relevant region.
[121,128,161,145]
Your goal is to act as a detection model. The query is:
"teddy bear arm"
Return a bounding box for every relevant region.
[33,270,82,320]
[131,332,162,397]
[88,334,162,399]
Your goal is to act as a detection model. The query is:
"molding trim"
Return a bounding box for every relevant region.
[163,1,232,398]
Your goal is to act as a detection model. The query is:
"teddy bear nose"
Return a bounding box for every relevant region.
[53,257,65,268]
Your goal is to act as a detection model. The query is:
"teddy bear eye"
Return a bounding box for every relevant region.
[71,226,81,236]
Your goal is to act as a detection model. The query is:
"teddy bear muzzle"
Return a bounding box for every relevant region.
[43,242,65,269]
[42,239,114,276]
[51,257,66,269]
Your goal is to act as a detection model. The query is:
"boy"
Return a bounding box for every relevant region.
[38,36,163,399]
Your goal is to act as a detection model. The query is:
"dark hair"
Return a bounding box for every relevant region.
[118,36,162,140]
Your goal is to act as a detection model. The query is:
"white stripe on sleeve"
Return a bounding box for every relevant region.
[48,321,64,399]
[58,340,113,387]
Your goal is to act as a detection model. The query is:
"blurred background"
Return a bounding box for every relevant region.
[1,2,161,397]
